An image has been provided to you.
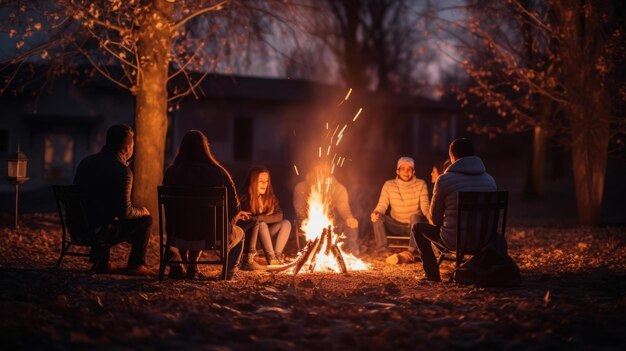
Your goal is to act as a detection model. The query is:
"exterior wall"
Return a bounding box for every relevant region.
[0,80,134,191]
[1,74,454,225]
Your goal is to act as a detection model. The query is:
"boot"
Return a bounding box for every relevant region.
[240,253,266,271]
[265,253,281,266]
[275,252,287,264]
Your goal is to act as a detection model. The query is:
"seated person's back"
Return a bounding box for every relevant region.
[164,160,238,244]
[162,130,243,279]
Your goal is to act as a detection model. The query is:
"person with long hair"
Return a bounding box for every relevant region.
[163,130,245,280]
[238,165,291,270]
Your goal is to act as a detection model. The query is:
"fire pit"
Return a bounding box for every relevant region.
[293,226,347,275]
[267,89,369,275]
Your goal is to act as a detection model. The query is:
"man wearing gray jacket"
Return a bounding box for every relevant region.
[412,138,497,281]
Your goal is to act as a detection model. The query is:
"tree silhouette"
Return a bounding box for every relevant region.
[1,0,276,218]
[456,0,625,224]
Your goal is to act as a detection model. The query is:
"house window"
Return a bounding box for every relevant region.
[431,119,449,153]
[233,117,253,161]
[0,129,8,153]
[44,132,75,181]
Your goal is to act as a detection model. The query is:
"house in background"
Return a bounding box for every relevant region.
[0,75,134,191]
[169,74,457,219]
[0,70,457,218]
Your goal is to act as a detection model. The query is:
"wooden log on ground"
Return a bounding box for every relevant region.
[293,237,319,276]
[330,244,348,274]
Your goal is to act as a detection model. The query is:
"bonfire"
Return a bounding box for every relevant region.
[284,88,369,275]
[292,179,370,274]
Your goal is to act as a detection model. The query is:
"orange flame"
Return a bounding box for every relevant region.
[298,178,370,272]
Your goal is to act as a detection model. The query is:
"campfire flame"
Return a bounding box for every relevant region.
[296,179,370,273]
[289,88,369,274]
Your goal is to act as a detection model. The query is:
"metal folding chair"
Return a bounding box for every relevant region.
[157,186,230,281]
[52,185,126,272]
[435,191,509,268]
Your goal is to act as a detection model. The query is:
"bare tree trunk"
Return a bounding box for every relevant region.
[132,2,172,222]
[525,125,548,198]
[559,0,611,225]
[570,116,609,225]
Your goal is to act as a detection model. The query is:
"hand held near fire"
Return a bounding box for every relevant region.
[346,217,358,229]
[370,211,380,222]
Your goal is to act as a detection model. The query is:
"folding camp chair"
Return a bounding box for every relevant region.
[157,186,230,281]
[386,231,411,251]
[434,191,509,268]
[53,185,126,272]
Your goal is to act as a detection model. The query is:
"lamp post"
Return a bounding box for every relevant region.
[6,145,29,229]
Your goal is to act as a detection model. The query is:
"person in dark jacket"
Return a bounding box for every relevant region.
[238,165,291,270]
[412,138,497,282]
[73,124,152,276]
[163,130,245,280]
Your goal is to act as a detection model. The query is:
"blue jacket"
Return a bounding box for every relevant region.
[430,156,497,249]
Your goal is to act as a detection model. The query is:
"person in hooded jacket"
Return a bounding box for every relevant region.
[411,138,497,282]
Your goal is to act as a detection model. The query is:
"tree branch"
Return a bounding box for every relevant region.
[72,41,131,91]
[168,70,210,102]
[173,0,229,29]
[58,0,126,34]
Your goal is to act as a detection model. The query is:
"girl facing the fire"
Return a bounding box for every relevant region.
[238,165,292,270]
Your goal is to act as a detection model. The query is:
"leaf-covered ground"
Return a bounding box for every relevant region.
[0,213,625,350]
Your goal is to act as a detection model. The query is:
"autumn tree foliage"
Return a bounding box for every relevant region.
[0,0,276,218]
[456,0,625,225]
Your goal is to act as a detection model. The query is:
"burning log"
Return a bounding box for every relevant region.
[307,227,328,273]
[293,237,320,275]
[330,244,348,274]
[324,225,333,255]
[292,225,350,275]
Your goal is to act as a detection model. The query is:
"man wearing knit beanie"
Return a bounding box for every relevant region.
[371,156,430,264]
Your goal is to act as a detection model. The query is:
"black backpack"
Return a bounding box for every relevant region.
[453,246,522,287]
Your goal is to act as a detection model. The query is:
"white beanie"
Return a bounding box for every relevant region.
[397,157,415,169]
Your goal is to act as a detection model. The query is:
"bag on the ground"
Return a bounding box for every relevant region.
[453,246,521,287]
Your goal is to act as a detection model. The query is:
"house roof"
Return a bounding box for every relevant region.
[1,63,452,112]
[182,72,452,112]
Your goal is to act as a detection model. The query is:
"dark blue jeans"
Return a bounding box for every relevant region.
[411,223,442,280]
[373,214,423,252]
[92,215,152,270]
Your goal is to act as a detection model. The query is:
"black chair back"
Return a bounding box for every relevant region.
[456,191,508,267]
[157,186,229,280]
[53,185,94,247]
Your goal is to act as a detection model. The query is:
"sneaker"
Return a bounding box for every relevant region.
[416,274,441,283]
[186,266,207,280]
[385,253,400,264]
[168,265,186,279]
[397,250,416,264]
[225,269,237,281]
[125,265,154,277]
[93,263,116,274]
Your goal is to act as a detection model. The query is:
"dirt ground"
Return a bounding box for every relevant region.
[0,213,625,350]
